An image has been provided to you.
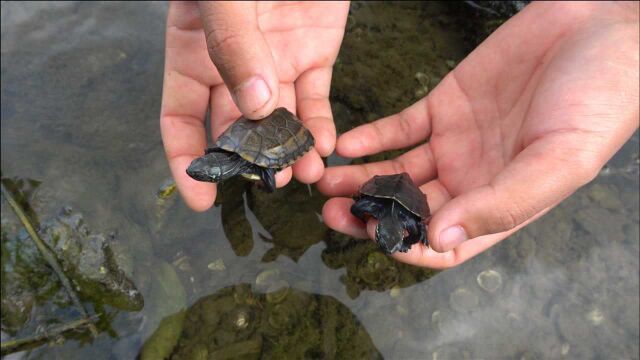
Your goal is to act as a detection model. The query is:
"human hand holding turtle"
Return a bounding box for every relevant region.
[319,2,639,268]
[160,1,349,210]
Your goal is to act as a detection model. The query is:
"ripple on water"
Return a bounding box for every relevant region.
[449,287,479,313]
[477,269,503,293]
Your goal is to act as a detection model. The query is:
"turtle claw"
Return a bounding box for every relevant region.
[398,241,412,253]
[419,225,428,247]
[259,168,276,193]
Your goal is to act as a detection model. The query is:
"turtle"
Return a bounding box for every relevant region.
[186,107,314,192]
[350,173,430,254]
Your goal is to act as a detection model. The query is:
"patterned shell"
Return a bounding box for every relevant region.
[358,173,430,218]
[216,108,314,169]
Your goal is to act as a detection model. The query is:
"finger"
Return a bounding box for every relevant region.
[337,97,432,158]
[166,2,222,86]
[393,206,555,269]
[210,84,242,141]
[295,66,336,157]
[361,220,443,261]
[292,149,324,184]
[387,178,478,268]
[160,49,216,212]
[317,144,436,196]
[198,1,279,119]
[167,1,201,30]
[275,167,292,188]
[322,197,369,239]
[428,137,599,253]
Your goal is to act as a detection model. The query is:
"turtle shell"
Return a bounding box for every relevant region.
[357,173,429,219]
[216,108,314,169]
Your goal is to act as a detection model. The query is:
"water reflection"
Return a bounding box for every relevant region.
[141,283,382,359]
[216,181,258,257]
[217,179,328,261]
[322,231,437,299]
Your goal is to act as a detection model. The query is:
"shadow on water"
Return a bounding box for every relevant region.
[140,283,383,359]
[1,1,638,359]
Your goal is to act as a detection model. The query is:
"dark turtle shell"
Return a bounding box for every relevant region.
[357,173,429,219]
[216,108,314,169]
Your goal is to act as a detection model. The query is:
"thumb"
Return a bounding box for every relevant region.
[198,1,279,119]
[427,140,600,253]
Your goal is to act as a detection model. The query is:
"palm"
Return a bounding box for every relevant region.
[319,2,638,268]
[432,12,632,197]
[166,2,348,126]
[162,2,349,211]
[255,2,350,84]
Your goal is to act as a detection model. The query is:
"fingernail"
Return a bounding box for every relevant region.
[439,225,468,250]
[232,76,271,116]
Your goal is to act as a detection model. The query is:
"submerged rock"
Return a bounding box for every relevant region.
[37,206,144,311]
[2,204,143,330]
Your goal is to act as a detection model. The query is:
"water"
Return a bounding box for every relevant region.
[2,2,638,359]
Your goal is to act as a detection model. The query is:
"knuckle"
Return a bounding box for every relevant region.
[488,198,530,234]
[370,121,386,145]
[433,247,467,270]
[485,185,532,234]
[571,152,602,185]
[390,158,408,175]
[397,113,413,139]
[495,207,522,232]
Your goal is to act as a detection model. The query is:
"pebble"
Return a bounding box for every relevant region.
[207,259,226,272]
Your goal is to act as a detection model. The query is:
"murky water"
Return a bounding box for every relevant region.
[2,2,638,359]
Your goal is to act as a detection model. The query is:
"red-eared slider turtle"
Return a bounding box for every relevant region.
[351,173,430,254]
[186,108,314,192]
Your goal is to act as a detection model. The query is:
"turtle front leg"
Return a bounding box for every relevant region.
[259,168,277,193]
[350,196,385,222]
[398,208,428,252]
[375,205,406,254]
[403,220,427,249]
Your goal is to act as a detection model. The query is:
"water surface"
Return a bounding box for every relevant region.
[1,2,638,359]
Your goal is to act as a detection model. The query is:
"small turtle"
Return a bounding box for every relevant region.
[186,108,314,192]
[351,173,430,254]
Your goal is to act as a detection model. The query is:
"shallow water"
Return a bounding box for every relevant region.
[1,2,638,359]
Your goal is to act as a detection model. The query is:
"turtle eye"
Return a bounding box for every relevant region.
[209,168,223,180]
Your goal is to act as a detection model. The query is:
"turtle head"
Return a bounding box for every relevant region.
[375,214,405,254]
[186,149,238,183]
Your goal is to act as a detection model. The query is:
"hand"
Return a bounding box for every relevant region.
[319,2,639,269]
[160,1,349,211]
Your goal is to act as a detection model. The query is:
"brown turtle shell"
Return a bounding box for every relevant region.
[357,173,429,219]
[216,108,314,169]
